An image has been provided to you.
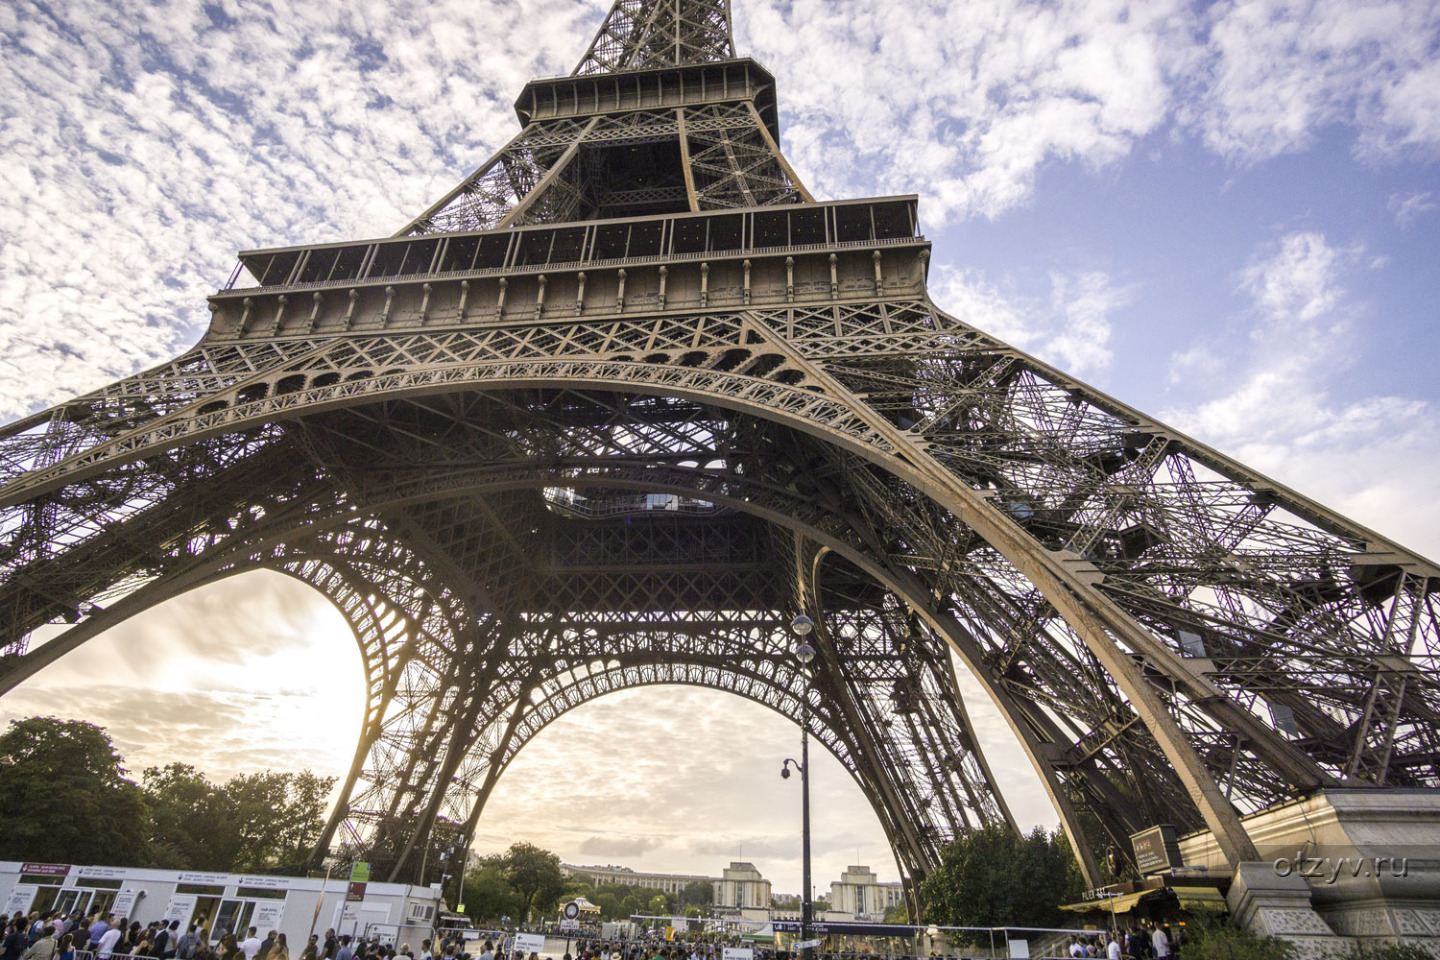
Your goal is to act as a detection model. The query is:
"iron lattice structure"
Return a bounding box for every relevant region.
[2,0,1438,899]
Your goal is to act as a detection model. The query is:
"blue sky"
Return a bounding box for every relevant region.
[1,0,1438,895]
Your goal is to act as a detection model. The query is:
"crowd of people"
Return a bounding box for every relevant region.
[0,915,449,960]
[2,910,243,960]
[5,913,1177,960]
[1066,923,1171,960]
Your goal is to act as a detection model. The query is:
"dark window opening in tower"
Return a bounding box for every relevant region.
[576,140,692,220]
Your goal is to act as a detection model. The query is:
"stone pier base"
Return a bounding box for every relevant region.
[1179,789,1440,955]
[1227,862,1352,958]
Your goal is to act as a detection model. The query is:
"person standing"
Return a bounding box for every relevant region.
[21,927,57,960]
[1150,924,1170,960]
[97,922,125,960]
[240,930,263,960]
[3,922,28,960]
[271,936,290,960]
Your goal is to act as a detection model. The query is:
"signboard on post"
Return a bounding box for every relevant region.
[793,941,822,951]
[1007,941,1030,959]
[513,933,545,955]
[724,949,755,960]
[1130,825,1182,875]
[347,862,370,903]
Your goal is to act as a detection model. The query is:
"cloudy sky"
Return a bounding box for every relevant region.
[3,0,1440,895]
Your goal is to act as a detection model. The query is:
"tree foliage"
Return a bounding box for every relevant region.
[919,825,1085,931]
[462,855,521,922]
[0,714,334,875]
[1177,920,1296,960]
[681,880,713,907]
[502,841,567,921]
[142,762,335,873]
[0,717,148,866]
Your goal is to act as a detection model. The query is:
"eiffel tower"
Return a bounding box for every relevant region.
[2,0,1437,905]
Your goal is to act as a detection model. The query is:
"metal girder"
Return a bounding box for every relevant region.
[573,0,736,76]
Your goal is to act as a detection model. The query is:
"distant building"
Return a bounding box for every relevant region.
[826,865,904,921]
[714,861,771,913]
[562,860,774,919]
[561,863,714,897]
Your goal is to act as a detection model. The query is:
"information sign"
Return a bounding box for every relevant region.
[513,933,546,955]
[724,949,755,960]
[112,890,141,918]
[20,864,70,878]
[4,887,35,915]
[164,895,198,926]
[253,902,285,934]
[1130,825,1182,875]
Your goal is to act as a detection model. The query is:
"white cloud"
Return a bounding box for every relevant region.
[740,0,1185,221]
[0,571,368,782]
[1164,231,1440,557]
[0,0,1435,417]
[1389,190,1437,226]
[0,0,597,418]
[932,266,1126,378]
[1196,0,1440,162]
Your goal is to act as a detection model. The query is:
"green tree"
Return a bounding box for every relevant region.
[681,880,713,907]
[920,824,1084,932]
[1177,919,1296,960]
[594,891,622,920]
[143,763,231,869]
[883,903,909,924]
[0,717,148,865]
[648,894,669,915]
[225,770,335,872]
[463,855,521,922]
[143,763,334,873]
[620,893,645,918]
[503,841,566,921]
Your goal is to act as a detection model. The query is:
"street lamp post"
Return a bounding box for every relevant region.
[782,614,817,960]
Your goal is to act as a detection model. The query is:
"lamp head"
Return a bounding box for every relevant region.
[781,766,791,780]
[794,641,816,665]
[791,614,814,636]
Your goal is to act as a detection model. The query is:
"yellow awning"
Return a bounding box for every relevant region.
[1173,886,1228,913]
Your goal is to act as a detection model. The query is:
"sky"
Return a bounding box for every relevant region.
[2,0,1439,897]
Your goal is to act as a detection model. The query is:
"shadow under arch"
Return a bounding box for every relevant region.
[0,445,1037,888]
[0,331,1350,880]
[1,409,1137,887]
